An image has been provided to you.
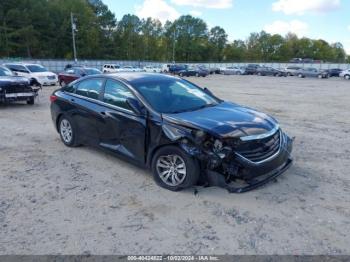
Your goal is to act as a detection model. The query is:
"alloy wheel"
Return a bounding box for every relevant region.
[60,119,73,144]
[156,154,187,187]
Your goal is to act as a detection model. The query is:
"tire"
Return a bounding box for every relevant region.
[237,71,241,75]
[60,80,67,87]
[27,97,34,105]
[345,75,350,80]
[151,145,200,191]
[318,74,323,79]
[196,73,199,77]
[58,115,78,147]
[287,72,291,76]
[257,72,262,76]
[179,73,183,77]
[298,73,303,78]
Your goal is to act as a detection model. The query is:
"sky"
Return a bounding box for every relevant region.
[102,0,350,54]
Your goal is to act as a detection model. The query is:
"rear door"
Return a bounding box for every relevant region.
[96,79,146,163]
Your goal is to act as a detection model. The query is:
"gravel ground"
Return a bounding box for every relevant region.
[0,75,349,255]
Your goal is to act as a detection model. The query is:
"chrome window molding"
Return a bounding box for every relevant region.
[239,125,280,141]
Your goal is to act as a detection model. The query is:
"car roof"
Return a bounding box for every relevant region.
[5,63,42,66]
[86,72,177,85]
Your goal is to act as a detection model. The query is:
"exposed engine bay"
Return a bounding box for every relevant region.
[162,123,293,193]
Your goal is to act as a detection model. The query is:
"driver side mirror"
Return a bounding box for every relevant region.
[126,97,145,116]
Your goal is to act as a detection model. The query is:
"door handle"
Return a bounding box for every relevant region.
[100,111,108,118]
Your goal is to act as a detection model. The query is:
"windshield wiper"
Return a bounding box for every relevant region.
[169,103,217,114]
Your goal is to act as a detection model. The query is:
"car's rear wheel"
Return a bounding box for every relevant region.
[237,71,241,75]
[318,74,323,79]
[58,116,78,147]
[196,73,199,77]
[345,75,350,80]
[298,73,303,78]
[151,146,200,191]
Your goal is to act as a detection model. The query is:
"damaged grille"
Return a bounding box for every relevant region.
[235,130,281,163]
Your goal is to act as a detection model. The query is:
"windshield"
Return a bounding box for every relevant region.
[0,67,14,76]
[132,79,219,114]
[84,68,101,75]
[27,65,48,72]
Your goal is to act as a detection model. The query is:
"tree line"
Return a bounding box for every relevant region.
[0,0,348,62]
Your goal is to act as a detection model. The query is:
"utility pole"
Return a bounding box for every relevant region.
[71,12,77,62]
[172,28,176,63]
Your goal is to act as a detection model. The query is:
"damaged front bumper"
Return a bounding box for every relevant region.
[205,132,293,193]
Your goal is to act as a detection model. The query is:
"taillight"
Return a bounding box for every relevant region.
[50,95,57,103]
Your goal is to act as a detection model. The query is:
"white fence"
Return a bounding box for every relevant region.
[0,58,349,72]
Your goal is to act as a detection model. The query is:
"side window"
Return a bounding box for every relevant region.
[66,69,74,74]
[103,80,134,110]
[62,82,76,93]
[73,68,83,75]
[6,64,28,73]
[76,78,104,100]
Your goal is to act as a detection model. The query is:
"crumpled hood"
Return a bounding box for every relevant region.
[0,76,30,86]
[163,102,278,139]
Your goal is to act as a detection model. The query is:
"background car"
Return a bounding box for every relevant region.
[0,66,39,104]
[4,63,57,86]
[143,66,162,73]
[325,68,343,77]
[244,64,261,75]
[58,67,101,87]
[284,66,302,76]
[177,66,208,77]
[256,67,287,77]
[220,66,245,75]
[103,64,121,73]
[296,68,329,78]
[168,64,186,74]
[209,67,220,74]
[340,69,350,80]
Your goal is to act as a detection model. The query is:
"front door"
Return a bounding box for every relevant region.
[97,79,146,164]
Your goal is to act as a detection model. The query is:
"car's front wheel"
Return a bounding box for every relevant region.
[345,75,350,80]
[27,97,35,105]
[151,146,200,191]
[58,115,78,147]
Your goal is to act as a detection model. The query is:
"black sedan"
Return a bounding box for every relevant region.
[0,66,39,105]
[50,73,293,193]
[177,66,209,77]
[256,67,287,77]
[325,68,342,77]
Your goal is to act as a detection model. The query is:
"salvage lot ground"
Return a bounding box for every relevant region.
[0,75,350,255]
